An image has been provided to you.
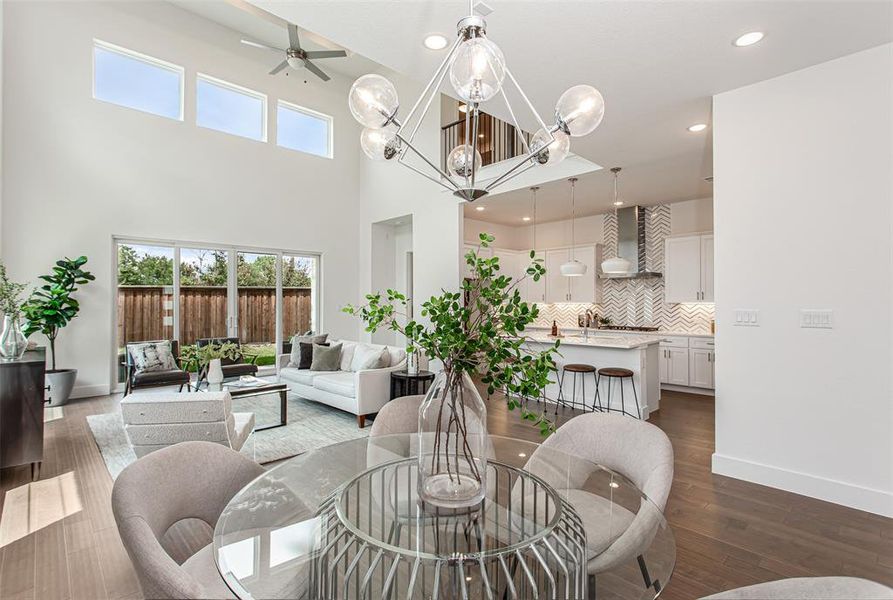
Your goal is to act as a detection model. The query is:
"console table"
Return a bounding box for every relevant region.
[1,348,47,480]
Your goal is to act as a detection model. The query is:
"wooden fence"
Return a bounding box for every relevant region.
[117,285,312,346]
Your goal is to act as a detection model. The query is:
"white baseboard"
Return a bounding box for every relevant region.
[712,453,893,517]
[70,383,111,400]
[661,384,714,396]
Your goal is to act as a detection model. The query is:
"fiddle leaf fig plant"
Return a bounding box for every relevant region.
[22,256,95,371]
[344,233,560,436]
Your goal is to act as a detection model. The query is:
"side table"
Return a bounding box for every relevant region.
[390,369,435,399]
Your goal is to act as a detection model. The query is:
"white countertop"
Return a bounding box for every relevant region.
[525,333,662,350]
[527,325,714,338]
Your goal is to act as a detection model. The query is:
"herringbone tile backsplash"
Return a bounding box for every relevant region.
[532,205,714,334]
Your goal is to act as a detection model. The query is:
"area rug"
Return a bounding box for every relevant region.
[87,391,369,479]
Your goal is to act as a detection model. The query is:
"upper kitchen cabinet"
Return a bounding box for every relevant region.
[545,245,599,303]
[524,250,547,303]
[664,234,714,303]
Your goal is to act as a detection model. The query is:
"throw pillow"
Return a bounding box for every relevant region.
[288,333,328,367]
[350,344,388,372]
[310,342,342,371]
[339,341,357,371]
[129,341,177,373]
[297,341,328,369]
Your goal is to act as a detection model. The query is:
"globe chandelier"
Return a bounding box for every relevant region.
[348,1,605,202]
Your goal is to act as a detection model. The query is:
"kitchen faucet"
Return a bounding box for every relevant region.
[583,308,598,341]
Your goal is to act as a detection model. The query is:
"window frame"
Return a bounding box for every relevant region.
[276,99,334,159]
[92,39,185,121]
[196,73,269,142]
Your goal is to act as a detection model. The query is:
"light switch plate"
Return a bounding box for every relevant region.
[800,309,833,329]
[733,309,759,326]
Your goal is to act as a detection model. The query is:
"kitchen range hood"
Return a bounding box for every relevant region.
[599,205,663,279]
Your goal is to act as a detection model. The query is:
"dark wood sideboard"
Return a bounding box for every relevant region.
[1,348,47,480]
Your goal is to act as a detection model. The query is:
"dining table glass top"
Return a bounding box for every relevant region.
[213,434,675,599]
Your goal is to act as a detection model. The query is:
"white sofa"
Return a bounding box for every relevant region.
[278,340,406,427]
[121,391,254,457]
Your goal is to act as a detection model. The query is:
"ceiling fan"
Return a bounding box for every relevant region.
[241,23,346,82]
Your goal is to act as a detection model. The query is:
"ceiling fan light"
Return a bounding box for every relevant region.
[601,257,631,274]
[560,260,587,277]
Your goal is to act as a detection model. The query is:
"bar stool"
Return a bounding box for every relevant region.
[557,363,598,413]
[595,367,641,418]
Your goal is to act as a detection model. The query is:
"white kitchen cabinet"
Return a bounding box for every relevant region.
[568,245,596,302]
[664,234,714,303]
[523,250,546,303]
[688,348,715,388]
[545,249,569,303]
[659,336,690,386]
[545,246,597,303]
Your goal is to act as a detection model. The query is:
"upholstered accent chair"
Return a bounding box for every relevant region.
[112,441,265,599]
[196,337,259,381]
[524,412,674,593]
[124,340,190,396]
[121,390,254,458]
[701,576,893,599]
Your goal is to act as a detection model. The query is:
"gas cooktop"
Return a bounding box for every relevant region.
[600,325,660,332]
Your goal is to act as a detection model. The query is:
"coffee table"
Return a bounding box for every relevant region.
[193,377,288,431]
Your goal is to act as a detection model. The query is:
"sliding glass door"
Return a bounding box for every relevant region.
[114,238,320,388]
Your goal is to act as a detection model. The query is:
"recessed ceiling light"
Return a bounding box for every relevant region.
[423,34,449,50]
[609,481,620,489]
[733,31,764,47]
[613,201,624,206]
[688,123,708,132]
[522,216,531,222]
[475,206,485,211]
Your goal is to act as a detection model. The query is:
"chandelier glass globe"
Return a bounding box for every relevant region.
[531,128,570,166]
[449,37,506,103]
[360,127,400,161]
[349,74,399,129]
[446,144,482,178]
[555,84,605,137]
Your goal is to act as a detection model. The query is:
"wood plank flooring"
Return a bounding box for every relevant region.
[0,389,890,599]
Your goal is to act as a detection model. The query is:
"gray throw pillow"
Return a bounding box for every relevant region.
[129,341,177,373]
[310,342,342,371]
[288,333,328,367]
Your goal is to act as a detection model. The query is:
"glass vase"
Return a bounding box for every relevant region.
[0,314,27,361]
[417,369,489,508]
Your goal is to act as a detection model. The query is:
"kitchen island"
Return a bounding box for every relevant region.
[524,331,662,419]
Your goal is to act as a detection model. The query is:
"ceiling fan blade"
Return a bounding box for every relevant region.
[304,60,330,82]
[269,60,289,75]
[241,38,285,53]
[304,50,347,60]
[287,23,301,50]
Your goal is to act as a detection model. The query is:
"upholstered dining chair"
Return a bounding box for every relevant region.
[369,394,426,436]
[524,412,674,594]
[700,576,893,599]
[112,441,264,599]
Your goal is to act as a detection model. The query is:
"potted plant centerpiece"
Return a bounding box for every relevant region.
[179,340,241,386]
[0,260,28,361]
[345,233,560,508]
[22,256,95,405]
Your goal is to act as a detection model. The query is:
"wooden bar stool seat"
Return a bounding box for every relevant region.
[557,363,599,414]
[595,367,641,418]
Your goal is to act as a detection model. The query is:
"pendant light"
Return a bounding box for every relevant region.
[560,177,587,276]
[530,185,539,255]
[601,167,632,274]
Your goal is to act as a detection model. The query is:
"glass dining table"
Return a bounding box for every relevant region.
[213,434,675,599]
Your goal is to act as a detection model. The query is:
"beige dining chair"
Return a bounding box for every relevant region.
[524,412,674,594]
[112,441,264,599]
[369,394,426,436]
[701,576,893,599]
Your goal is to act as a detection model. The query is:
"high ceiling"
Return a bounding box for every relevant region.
[183,0,891,225]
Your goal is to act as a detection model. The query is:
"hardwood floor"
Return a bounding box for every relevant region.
[0,389,890,599]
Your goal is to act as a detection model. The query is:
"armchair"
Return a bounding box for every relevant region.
[124,340,190,397]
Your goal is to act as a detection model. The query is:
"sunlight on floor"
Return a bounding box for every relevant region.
[0,471,83,547]
[44,406,65,422]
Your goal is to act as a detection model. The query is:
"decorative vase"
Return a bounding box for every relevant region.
[0,315,27,361]
[207,358,224,385]
[406,349,419,375]
[417,369,489,508]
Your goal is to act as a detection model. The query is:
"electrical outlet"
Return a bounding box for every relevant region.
[800,309,833,329]
[733,309,759,327]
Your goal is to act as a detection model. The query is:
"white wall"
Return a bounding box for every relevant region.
[1,1,362,396]
[465,198,713,250]
[358,73,463,347]
[713,44,893,516]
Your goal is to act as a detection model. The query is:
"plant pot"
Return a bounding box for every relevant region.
[0,315,27,361]
[417,369,489,508]
[46,369,77,406]
[207,359,224,385]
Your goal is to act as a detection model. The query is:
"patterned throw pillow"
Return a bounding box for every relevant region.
[129,341,177,373]
[288,333,328,367]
